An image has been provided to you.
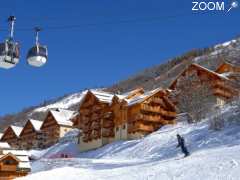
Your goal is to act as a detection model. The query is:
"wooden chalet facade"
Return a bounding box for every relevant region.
[126,88,177,139]
[40,109,77,148]
[77,90,115,152]
[215,61,240,74]
[19,119,43,150]
[169,63,239,107]
[215,62,240,88]
[0,143,30,180]
[77,89,177,152]
[0,126,23,149]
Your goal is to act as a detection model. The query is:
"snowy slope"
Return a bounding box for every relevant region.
[33,91,87,113]
[18,105,240,180]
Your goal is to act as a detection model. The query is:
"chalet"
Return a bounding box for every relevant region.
[169,63,239,107]
[215,61,240,74]
[19,119,43,150]
[40,108,77,148]
[77,90,116,152]
[0,126,23,149]
[0,150,30,180]
[125,88,177,139]
[215,61,240,86]
[78,88,177,152]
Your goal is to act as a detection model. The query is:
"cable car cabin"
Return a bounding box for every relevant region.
[0,41,20,69]
[27,45,47,67]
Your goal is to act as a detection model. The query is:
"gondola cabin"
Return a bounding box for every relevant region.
[0,41,20,69]
[27,46,47,67]
[27,27,48,67]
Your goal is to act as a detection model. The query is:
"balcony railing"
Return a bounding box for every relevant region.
[0,164,17,172]
[141,104,176,117]
[102,120,114,128]
[213,88,232,98]
[130,123,154,133]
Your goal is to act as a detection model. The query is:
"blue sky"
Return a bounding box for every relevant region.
[0,0,239,115]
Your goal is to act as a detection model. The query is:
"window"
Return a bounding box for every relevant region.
[122,124,126,129]
[4,159,14,165]
[116,127,119,131]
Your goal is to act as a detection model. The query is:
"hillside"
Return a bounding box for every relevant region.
[0,36,240,131]
[18,104,240,180]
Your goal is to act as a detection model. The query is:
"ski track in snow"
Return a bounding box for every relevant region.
[18,106,240,180]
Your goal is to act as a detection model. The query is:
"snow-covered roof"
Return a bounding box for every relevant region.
[10,125,23,137]
[2,149,28,156]
[90,90,114,103]
[50,109,76,126]
[191,63,229,80]
[169,63,229,89]
[1,150,30,169]
[126,88,163,106]
[0,142,11,149]
[29,119,43,131]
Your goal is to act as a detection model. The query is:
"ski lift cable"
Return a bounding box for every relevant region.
[0,12,192,32]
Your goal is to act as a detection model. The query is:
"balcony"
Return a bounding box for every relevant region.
[130,123,154,133]
[0,164,17,172]
[213,88,232,98]
[151,97,165,106]
[138,114,170,124]
[102,120,114,128]
[141,104,176,117]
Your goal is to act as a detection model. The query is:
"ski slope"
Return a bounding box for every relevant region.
[19,106,240,180]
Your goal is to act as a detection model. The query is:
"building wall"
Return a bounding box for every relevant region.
[59,126,73,138]
[128,132,144,140]
[115,123,128,141]
[79,137,103,152]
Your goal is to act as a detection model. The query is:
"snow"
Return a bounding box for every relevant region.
[28,119,43,131]
[90,90,115,103]
[10,125,23,137]
[214,39,237,49]
[50,109,77,126]
[0,142,11,149]
[126,88,162,106]
[17,105,240,180]
[33,91,88,113]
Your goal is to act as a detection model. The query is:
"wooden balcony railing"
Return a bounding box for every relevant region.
[138,114,171,124]
[141,104,176,117]
[0,164,17,172]
[130,123,154,133]
[151,97,165,106]
[213,88,232,98]
[102,120,114,128]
